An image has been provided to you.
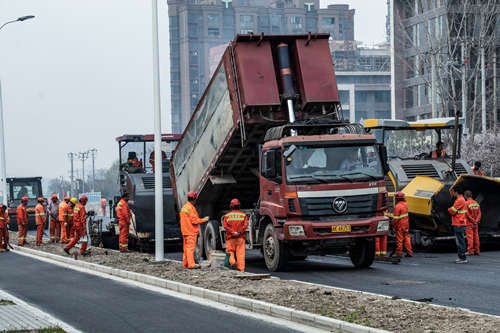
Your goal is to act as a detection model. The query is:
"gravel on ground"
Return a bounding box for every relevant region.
[11,233,500,333]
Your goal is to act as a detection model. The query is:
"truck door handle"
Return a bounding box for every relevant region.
[267,190,272,196]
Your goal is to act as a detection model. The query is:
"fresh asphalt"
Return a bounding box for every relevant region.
[0,253,302,333]
[164,248,500,316]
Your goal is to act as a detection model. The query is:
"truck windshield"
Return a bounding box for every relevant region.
[378,129,454,159]
[285,145,383,184]
[11,181,42,199]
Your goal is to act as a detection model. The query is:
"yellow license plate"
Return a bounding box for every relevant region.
[331,225,351,233]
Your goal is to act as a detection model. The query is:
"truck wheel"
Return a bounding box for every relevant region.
[263,223,289,272]
[204,220,222,258]
[350,238,375,268]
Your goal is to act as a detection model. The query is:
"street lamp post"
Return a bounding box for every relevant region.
[0,15,35,205]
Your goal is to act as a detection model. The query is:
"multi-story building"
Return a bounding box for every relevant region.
[167,0,354,133]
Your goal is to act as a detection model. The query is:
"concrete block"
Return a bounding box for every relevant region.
[203,289,220,302]
[252,300,271,315]
[218,293,235,307]
[341,321,371,333]
[166,280,179,292]
[178,283,191,295]
[270,304,292,320]
[291,310,316,326]
[233,296,253,311]
[150,277,165,288]
[190,286,205,298]
[314,315,342,331]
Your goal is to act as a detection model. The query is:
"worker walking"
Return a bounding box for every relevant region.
[48,195,60,242]
[223,199,248,272]
[0,204,10,252]
[180,191,208,269]
[35,198,46,246]
[464,190,481,256]
[17,197,28,246]
[116,192,131,252]
[58,197,70,243]
[448,187,468,263]
[64,195,89,256]
[392,192,412,258]
[67,198,77,243]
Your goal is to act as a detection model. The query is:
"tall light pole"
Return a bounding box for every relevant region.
[0,15,35,205]
[89,148,97,192]
[78,151,89,194]
[152,0,164,261]
[68,152,76,196]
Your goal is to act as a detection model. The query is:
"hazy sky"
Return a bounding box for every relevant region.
[0,0,386,182]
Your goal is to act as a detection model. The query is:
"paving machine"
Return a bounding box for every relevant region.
[363,118,500,247]
[6,177,43,231]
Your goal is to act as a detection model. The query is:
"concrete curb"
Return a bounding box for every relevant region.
[11,245,388,333]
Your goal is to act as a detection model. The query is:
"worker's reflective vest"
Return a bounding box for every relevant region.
[431,150,445,158]
[448,195,467,226]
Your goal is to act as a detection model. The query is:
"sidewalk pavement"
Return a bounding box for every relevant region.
[0,289,78,332]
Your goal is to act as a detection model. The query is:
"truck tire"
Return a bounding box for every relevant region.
[262,223,289,272]
[204,220,222,258]
[349,238,375,268]
[194,228,205,263]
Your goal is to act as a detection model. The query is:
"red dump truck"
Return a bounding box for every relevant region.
[171,34,390,271]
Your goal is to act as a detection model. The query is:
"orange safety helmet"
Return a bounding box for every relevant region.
[187,191,198,200]
[230,198,241,208]
[51,194,58,200]
[395,192,405,200]
[37,197,44,203]
[64,196,70,201]
[21,196,28,202]
[80,195,88,203]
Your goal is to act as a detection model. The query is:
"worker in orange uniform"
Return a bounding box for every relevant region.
[149,150,167,172]
[180,191,208,269]
[59,197,70,243]
[64,195,89,256]
[472,161,484,176]
[223,199,248,271]
[375,211,390,257]
[0,204,10,252]
[47,194,60,242]
[448,187,468,263]
[35,198,46,246]
[392,192,412,258]
[101,196,107,216]
[67,198,77,243]
[430,141,446,159]
[17,197,29,246]
[464,190,481,256]
[116,192,131,252]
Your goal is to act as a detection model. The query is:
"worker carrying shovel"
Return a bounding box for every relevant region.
[223,199,248,272]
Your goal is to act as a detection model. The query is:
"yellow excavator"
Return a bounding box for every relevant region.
[363,118,500,248]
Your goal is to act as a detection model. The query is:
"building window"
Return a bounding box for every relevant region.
[258,16,270,33]
[271,15,282,33]
[239,0,248,6]
[305,16,317,32]
[221,0,233,9]
[339,90,350,106]
[375,91,390,104]
[304,3,315,11]
[208,28,219,36]
[322,17,335,26]
[207,14,220,27]
[223,15,234,26]
[290,16,303,32]
[240,15,254,32]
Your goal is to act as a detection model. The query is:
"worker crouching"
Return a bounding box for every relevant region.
[392,192,412,258]
[64,195,89,256]
[35,198,46,246]
[180,191,208,269]
[223,199,248,272]
[116,192,131,252]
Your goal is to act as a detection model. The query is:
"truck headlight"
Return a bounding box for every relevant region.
[377,220,389,232]
[288,225,305,236]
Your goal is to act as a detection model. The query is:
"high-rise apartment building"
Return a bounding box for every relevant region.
[167,0,354,133]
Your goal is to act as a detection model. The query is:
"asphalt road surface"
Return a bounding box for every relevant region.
[0,253,302,333]
[165,248,500,316]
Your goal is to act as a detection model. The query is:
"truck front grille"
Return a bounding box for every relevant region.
[299,194,378,217]
[401,164,440,179]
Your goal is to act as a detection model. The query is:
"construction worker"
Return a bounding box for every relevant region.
[149,150,167,172]
[464,190,481,256]
[64,195,89,256]
[430,141,446,159]
[67,198,77,243]
[392,192,412,258]
[47,194,59,242]
[448,187,468,263]
[116,192,131,252]
[472,161,484,176]
[17,197,28,246]
[0,204,10,252]
[223,199,248,272]
[180,191,208,269]
[101,196,107,216]
[35,197,46,246]
[376,210,390,257]
[59,197,71,243]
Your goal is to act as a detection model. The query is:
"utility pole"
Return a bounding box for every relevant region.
[68,152,76,197]
[431,54,437,118]
[461,42,467,135]
[481,44,487,133]
[494,50,497,130]
[89,148,97,192]
[0,82,7,205]
[78,151,89,194]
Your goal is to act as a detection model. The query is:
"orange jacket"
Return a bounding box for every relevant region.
[431,149,446,158]
[448,195,467,226]
[67,205,74,224]
[393,200,409,229]
[116,199,131,225]
[35,203,46,225]
[473,168,483,176]
[101,198,107,208]
[465,198,481,225]
[0,211,9,228]
[180,202,205,236]
[59,201,68,222]
[17,204,28,225]
[223,210,248,240]
[73,203,87,228]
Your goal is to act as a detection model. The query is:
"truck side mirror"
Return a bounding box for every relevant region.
[379,145,389,173]
[262,151,276,179]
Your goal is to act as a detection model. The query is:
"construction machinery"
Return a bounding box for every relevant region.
[6,177,43,231]
[171,34,390,271]
[363,118,500,247]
